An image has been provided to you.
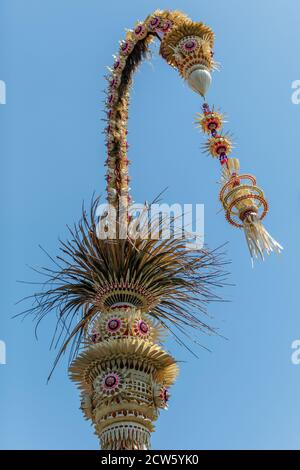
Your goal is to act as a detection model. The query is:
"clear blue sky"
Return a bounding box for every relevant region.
[1,0,299,450]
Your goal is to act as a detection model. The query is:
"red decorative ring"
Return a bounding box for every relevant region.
[219,174,257,202]
[226,194,268,228]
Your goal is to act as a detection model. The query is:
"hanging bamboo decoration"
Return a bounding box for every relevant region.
[21,9,281,450]
[196,105,282,263]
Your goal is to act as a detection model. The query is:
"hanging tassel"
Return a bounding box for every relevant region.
[241,211,283,265]
[219,158,282,263]
[195,100,283,263]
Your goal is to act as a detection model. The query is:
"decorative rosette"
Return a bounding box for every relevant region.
[85,319,101,344]
[97,312,128,339]
[109,74,121,91]
[158,19,173,34]
[112,55,126,73]
[147,16,161,31]
[93,370,126,397]
[133,318,151,339]
[133,23,148,39]
[160,20,214,68]
[178,36,199,55]
[153,383,170,409]
[90,329,101,344]
[204,134,233,158]
[106,317,124,335]
[195,110,224,135]
[106,92,117,108]
[119,40,135,56]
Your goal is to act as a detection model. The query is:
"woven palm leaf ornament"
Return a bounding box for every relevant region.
[196,107,282,262]
[23,10,282,450]
[104,9,282,262]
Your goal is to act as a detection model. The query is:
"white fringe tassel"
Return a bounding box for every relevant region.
[242,213,283,265]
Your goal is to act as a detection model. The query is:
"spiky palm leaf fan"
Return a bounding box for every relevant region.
[23,198,227,376]
[20,10,280,450]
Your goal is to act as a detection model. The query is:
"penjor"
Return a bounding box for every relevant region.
[22,10,282,450]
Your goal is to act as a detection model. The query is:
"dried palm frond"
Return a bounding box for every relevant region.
[18,197,229,378]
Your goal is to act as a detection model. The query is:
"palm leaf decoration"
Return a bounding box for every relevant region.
[20,197,229,378]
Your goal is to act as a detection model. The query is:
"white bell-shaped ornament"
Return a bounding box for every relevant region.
[186,65,212,97]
